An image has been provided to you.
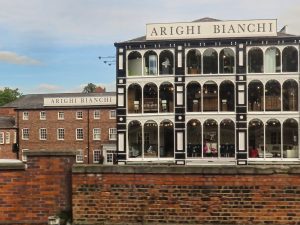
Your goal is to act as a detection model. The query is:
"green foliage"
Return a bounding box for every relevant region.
[0,87,22,106]
[82,83,97,93]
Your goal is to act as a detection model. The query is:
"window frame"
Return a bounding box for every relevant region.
[76,111,83,120]
[58,112,65,120]
[39,128,47,140]
[0,132,4,144]
[5,132,10,144]
[76,128,84,140]
[109,128,117,140]
[23,111,29,120]
[57,128,65,140]
[22,128,29,140]
[93,149,102,163]
[40,111,46,120]
[94,110,100,119]
[110,110,116,119]
[93,128,101,140]
[76,149,84,163]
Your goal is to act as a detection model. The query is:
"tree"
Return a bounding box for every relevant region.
[0,87,22,106]
[82,83,97,93]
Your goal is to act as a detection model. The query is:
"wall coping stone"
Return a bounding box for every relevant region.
[72,165,300,175]
[0,161,25,170]
[26,150,77,156]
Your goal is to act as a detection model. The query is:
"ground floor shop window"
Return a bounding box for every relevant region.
[159,120,174,157]
[128,121,142,158]
[144,121,158,158]
[203,119,218,157]
[187,119,202,157]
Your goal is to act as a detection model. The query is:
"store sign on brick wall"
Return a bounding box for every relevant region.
[146,19,277,40]
[44,95,116,106]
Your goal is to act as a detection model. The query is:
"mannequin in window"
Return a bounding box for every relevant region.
[162,57,171,74]
[249,146,259,158]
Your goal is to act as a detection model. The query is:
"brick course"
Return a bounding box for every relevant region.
[72,166,300,224]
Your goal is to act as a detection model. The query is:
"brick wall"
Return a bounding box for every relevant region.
[72,165,300,225]
[0,151,75,224]
[0,129,17,159]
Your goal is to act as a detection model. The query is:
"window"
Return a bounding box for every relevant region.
[203,81,218,112]
[39,128,47,140]
[128,51,142,76]
[203,48,218,74]
[22,149,29,162]
[93,150,102,163]
[144,50,158,75]
[57,128,65,140]
[187,120,202,158]
[22,128,29,140]
[203,119,218,157]
[248,47,263,73]
[159,120,174,158]
[159,50,174,75]
[23,112,29,120]
[0,132,4,144]
[58,112,64,120]
[93,128,101,140]
[144,121,158,158]
[13,131,17,143]
[128,84,142,114]
[40,111,46,120]
[76,128,84,140]
[94,110,100,119]
[186,82,201,112]
[109,128,117,140]
[282,46,298,72]
[128,121,142,158]
[143,83,158,113]
[159,83,174,113]
[76,150,84,163]
[5,132,10,144]
[110,110,116,119]
[76,111,83,119]
[186,49,201,74]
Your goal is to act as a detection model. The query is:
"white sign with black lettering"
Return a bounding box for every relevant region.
[146,19,277,40]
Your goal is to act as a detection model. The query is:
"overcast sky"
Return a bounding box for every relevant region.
[0,0,299,94]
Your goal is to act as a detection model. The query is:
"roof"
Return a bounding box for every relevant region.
[120,17,297,44]
[2,92,116,109]
[0,116,15,128]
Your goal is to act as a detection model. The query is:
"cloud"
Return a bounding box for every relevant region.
[0,51,41,65]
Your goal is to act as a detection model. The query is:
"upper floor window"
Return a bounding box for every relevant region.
[5,132,10,144]
[58,112,64,120]
[23,112,29,120]
[39,128,47,140]
[109,128,117,140]
[93,128,101,140]
[57,128,65,140]
[22,128,29,140]
[203,48,218,74]
[144,51,158,75]
[40,111,46,120]
[94,110,100,119]
[128,51,142,76]
[265,47,281,73]
[76,149,84,163]
[0,132,4,144]
[282,46,298,72]
[219,48,234,74]
[76,128,84,140]
[159,50,174,75]
[110,110,116,119]
[248,47,263,73]
[76,111,83,119]
[186,49,201,74]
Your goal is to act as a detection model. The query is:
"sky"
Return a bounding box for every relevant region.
[0,0,300,94]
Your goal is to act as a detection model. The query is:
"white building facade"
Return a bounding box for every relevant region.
[115,18,300,165]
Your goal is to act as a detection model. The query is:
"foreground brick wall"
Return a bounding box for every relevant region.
[72,166,300,225]
[0,151,75,224]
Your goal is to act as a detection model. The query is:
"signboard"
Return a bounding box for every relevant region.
[44,95,116,107]
[146,19,277,40]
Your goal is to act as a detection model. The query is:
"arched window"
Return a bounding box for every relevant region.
[159,50,173,75]
[186,49,201,74]
[128,121,142,158]
[220,119,235,158]
[248,119,264,158]
[187,120,202,158]
[159,120,174,158]
[219,81,234,111]
[265,47,281,73]
[283,80,298,111]
[186,82,201,112]
[128,51,142,76]
[203,119,218,157]
[144,121,158,158]
[203,48,218,74]
[248,81,264,111]
[143,83,158,113]
[282,46,298,72]
[128,84,142,114]
[159,83,174,113]
[265,119,281,158]
[144,51,158,75]
[219,48,234,73]
[265,80,281,111]
[203,81,218,112]
[248,48,263,73]
[283,119,298,158]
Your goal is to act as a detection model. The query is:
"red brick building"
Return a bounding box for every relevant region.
[1,92,116,164]
[0,116,17,159]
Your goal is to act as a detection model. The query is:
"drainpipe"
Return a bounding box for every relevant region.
[87,109,90,164]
